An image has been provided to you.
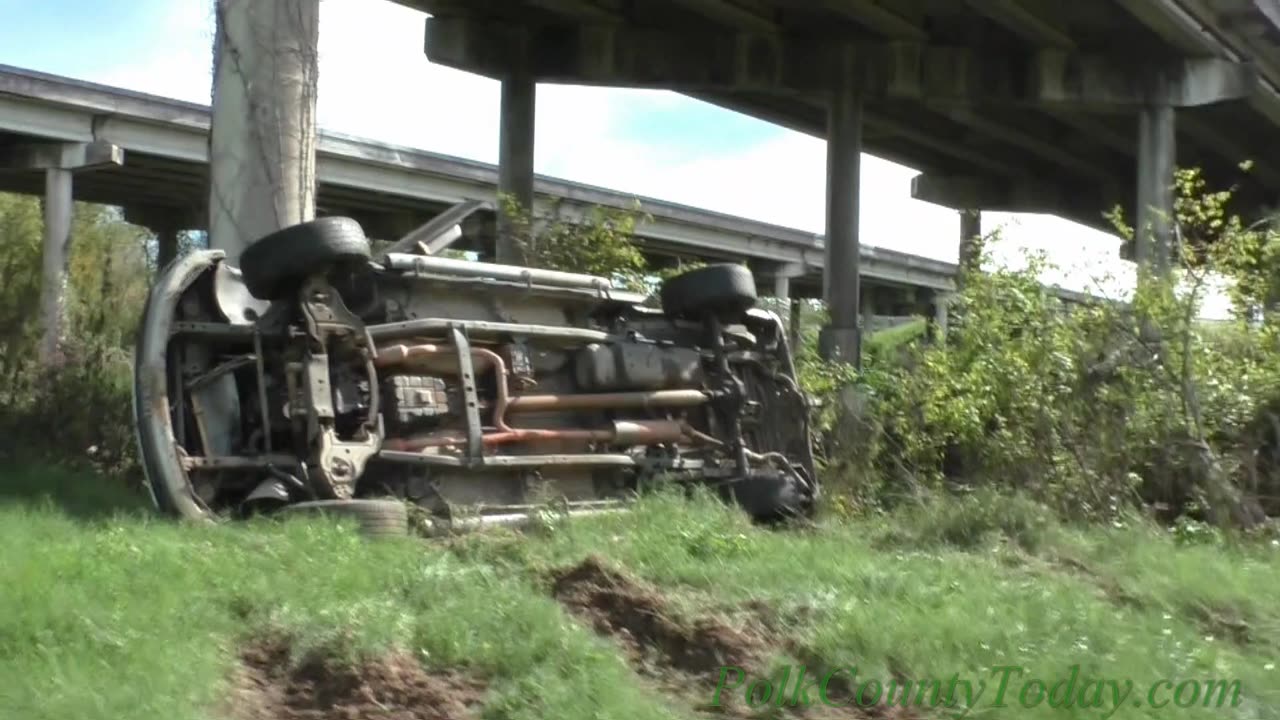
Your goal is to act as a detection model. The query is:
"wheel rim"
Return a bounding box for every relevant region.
[134,249,226,522]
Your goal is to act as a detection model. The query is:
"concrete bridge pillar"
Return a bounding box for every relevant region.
[208,0,320,264]
[0,140,123,365]
[125,206,198,273]
[958,209,982,284]
[860,283,878,343]
[773,274,790,300]
[789,298,803,353]
[768,261,807,301]
[41,168,73,365]
[931,291,950,342]
[1136,104,1176,278]
[819,63,864,370]
[497,70,536,264]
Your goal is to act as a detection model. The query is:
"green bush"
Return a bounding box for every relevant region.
[0,194,151,482]
[501,194,652,291]
[809,173,1280,528]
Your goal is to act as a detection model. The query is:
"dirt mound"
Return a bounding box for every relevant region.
[230,640,486,720]
[551,555,763,679]
[549,557,919,720]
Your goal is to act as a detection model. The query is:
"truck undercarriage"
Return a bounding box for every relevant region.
[133,203,818,534]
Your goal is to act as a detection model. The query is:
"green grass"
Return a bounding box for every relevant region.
[865,317,929,358]
[0,465,683,720]
[2,465,1279,719]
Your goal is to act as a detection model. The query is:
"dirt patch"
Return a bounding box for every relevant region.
[550,555,763,681]
[549,556,908,719]
[1190,604,1253,646]
[1043,553,1145,610]
[1052,554,1256,647]
[228,639,486,720]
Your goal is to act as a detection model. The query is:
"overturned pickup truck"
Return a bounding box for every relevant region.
[133,201,817,534]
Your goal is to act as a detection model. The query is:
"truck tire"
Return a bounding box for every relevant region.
[660,264,757,320]
[278,499,409,538]
[726,471,814,523]
[239,217,372,300]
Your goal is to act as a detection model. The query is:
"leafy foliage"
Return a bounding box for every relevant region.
[810,176,1280,528]
[501,193,652,291]
[0,193,153,479]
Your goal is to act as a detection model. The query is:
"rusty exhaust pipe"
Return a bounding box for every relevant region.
[505,390,708,412]
[382,419,693,452]
[376,343,710,453]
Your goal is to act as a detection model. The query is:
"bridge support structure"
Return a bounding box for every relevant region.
[497,67,536,264]
[959,209,983,283]
[1135,103,1176,278]
[124,206,201,273]
[819,56,865,370]
[0,140,123,365]
[767,261,808,301]
[208,0,320,263]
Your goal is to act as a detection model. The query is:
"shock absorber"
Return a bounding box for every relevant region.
[705,313,749,477]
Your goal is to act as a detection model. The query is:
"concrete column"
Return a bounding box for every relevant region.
[773,274,790,301]
[497,70,536,264]
[209,0,320,263]
[860,284,877,338]
[819,70,864,369]
[789,298,802,351]
[39,168,73,365]
[156,225,181,271]
[1136,104,1176,277]
[959,209,982,282]
[931,292,950,342]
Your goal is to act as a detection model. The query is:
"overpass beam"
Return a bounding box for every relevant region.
[424,16,1253,107]
[911,174,1122,236]
[1135,104,1176,278]
[819,57,863,369]
[497,69,536,264]
[0,140,123,171]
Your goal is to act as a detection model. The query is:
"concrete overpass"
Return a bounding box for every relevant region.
[0,63,961,316]
[395,0,1280,362]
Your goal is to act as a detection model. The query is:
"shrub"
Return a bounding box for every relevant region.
[0,194,150,483]
[500,194,652,291]
[810,172,1280,528]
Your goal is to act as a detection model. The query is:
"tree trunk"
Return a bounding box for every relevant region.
[209,0,320,263]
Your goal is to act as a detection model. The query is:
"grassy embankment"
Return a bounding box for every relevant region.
[1,463,1278,720]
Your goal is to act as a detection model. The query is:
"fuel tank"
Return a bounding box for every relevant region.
[572,342,704,392]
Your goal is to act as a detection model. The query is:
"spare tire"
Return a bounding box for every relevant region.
[277,499,409,539]
[239,217,372,300]
[660,264,757,321]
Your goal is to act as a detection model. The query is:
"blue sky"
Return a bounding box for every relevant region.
[1,0,1208,310]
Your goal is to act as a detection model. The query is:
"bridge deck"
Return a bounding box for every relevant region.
[0,64,957,297]
[395,0,1280,230]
